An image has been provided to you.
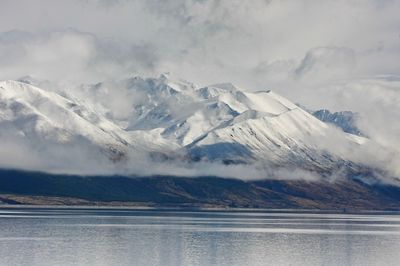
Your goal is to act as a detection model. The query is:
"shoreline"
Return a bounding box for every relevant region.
[1,193,399,213]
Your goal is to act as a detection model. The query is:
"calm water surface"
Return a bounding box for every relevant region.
[0,207,399,266]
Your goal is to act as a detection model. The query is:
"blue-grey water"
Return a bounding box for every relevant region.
[0,207,399,266]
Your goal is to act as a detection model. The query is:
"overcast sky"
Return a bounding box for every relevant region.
[1,0,399,88]
[1,0,400,161]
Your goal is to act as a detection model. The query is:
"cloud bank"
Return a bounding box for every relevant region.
[1,0,399,86]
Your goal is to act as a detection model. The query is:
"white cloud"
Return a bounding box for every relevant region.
[0,29,158,83]
[1,0,399,88]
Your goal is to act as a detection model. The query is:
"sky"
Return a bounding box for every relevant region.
[0,0,400,177]
[1,0,399,89]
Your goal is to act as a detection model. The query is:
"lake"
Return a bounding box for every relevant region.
[0,207,399,266]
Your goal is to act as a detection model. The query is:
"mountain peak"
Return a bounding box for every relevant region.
[0,75,376,177]
[313,109,363,136]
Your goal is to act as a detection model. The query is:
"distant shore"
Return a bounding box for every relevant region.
[1,168,400,211]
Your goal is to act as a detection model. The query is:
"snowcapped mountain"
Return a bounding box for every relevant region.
[313,109,363,136]
[0,75,374,176]
[0,80,133,168]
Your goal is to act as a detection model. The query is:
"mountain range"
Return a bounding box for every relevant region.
[0,74,398,208]
[0,75,372,171]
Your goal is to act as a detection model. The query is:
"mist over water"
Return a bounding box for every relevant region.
[1,208,400,266]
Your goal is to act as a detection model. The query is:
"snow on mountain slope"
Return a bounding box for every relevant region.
[0,75,374,176]
[190,108,366,169]
[0,80,132,161]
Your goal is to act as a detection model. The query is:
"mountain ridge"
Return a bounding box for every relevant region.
[0,76,391,182]
[313,109,363,136]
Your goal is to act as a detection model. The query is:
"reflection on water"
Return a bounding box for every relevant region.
[0,207,399,266]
